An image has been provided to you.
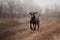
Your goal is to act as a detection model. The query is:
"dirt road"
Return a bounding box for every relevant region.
[0,17,60,40]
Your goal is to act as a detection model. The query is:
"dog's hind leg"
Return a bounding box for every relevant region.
[34,24,36,31]
[30,23,33,30]
[37,23,39,31]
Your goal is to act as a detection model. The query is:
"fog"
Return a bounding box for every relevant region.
[0,0,60,18]
[0,0,60,40]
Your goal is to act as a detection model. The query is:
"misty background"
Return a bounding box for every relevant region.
[0,0,60,18]
[1,0,60,40]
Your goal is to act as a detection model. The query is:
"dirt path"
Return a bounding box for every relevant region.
[0,17,60,40]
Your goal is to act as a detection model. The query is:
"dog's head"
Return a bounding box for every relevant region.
[29,12,38,16]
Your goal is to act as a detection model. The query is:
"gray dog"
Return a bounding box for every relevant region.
[29,12,40,31]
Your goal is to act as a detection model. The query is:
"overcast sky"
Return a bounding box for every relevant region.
[0,0,60,14]
[20,0,60,8]
[19,0,60,14]
[1,0,60,9]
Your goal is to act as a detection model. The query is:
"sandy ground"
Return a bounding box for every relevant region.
[0,17,60,40]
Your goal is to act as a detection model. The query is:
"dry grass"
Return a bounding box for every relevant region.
[0,17,60,40]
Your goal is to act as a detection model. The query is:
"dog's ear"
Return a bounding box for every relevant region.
[29,12,31,15]
[33,12,38,15]
[29,12,33,15]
